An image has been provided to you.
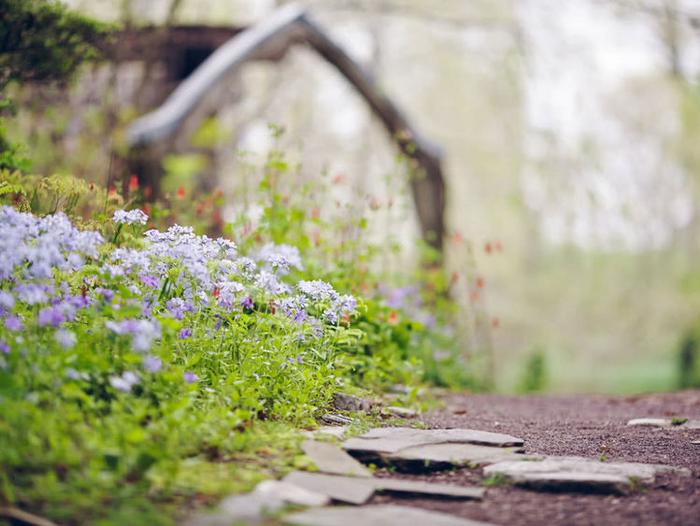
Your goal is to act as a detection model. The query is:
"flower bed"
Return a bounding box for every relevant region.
[0,206,376,522]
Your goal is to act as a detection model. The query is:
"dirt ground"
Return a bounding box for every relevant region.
[371,391,700,526]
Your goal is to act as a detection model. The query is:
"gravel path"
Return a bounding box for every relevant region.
[371,391,700,526]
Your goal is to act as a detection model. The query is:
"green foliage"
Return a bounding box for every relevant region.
[0,0,109,172]
[518,348,548,393]
[0,0,109,89]
[677,325,700,389]
[0,129,480,523]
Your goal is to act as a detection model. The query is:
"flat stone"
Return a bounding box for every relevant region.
[282,472,374,505]
[363,427,524,447]
[683,419,700,429]
[343,427,523,456]
[309,426,348,439]
[285,505,496,526]
[281,471,485,504]
[382,406,418,418]
[320,414,353,425]
[386,443,539,467]
[370,478,484,499]
[302,440,372,477]
[332,392,374,412]
[627,418,673,427]
[185,493,282,526]
[254,480,330,506]
[483,456,682,493]
[185,479,330,526]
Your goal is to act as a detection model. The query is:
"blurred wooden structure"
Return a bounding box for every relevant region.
[123,4,446,252]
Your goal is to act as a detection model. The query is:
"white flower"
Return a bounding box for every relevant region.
[113,209,148,225]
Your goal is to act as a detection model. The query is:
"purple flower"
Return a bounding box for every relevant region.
[15,284,50,305]
[143,355,162,373]
[178,327,192,340]
[183,371,198,383]
[4,315,22,332]
[110,371,140,392]
[0,340,9,354]
[65,368,82,380]
[140,274,160,288]
[113,209,148,225]
[55,329,77,349]
[65,294,90,309]
[323,309,339,324]
[297,280,339,302]
[166,298,193,320]
[106,319,161,352]
[256,243,303,275]
[285,355,305,366]
[0,291,15,310]
[37,306,67,327]
[254,271,290,295]
[241,296,254,311]
[0,207,102,280]
[278,297,307,324]
[97,288,115,302]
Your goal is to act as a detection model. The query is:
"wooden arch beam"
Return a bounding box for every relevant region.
[126,3,445,253]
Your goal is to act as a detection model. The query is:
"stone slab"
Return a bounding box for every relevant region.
[184,479,330,526]
[627,418,673,427]
[311,426,348,439]
[320,414,353,425]
[370,478,484,499]
[332,392,374,412]
[285,505,496,526]
[626,417,700,429]
[254,480,330,507]
[302,440,372,477]
[282,471,485,503]
[382,406,418,418]
[348,427,524,453]
[386,443,539,467]
[185,493,282,526]
[483,456,683,493]
[282,471,374,505]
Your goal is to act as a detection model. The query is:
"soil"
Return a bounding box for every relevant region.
[370,391,700,526]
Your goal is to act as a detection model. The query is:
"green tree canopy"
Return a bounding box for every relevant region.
[0,0,109,170]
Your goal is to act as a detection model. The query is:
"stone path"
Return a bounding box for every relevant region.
[185,391,700,526]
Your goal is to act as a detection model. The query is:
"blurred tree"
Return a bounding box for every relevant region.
[0,0,108,170]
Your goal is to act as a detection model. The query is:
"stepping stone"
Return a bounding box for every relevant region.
[285,505,497,526]
[309,426,348,439]
[282,472,375,505]
[321,414,353,425]
[385,443,540,468]
[302,440,372,477]
[369,478,485,499]
[483,456,687,494]
[382,406,418,418]
[626,417,700,428]
[282,471,484,502]
[254,480,330,506]
[184,480,329,526]
[343,427,524,457]
[627,418,673,427]
[332,392,374,412]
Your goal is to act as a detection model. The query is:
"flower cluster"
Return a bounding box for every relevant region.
[113,209,148,225]
[0,206,358,392]
[0,207,102,280]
